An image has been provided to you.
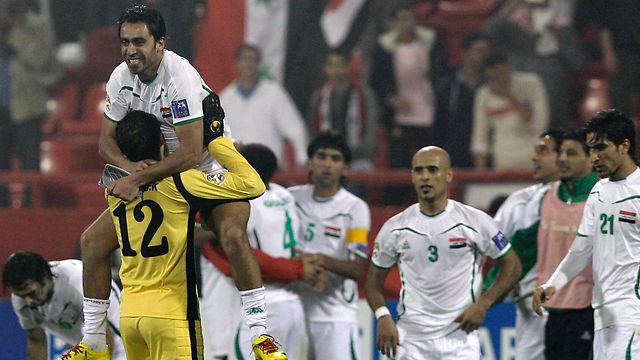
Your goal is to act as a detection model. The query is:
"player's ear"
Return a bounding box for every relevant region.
[155,37,166,51]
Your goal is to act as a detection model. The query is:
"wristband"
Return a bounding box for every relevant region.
[374,306,391,320]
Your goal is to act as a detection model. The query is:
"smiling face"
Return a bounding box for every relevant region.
[119,21,165,82]
[411,147,452,208]
[308,148,348,192]
[558,139,591,181]
[11,278,54,308]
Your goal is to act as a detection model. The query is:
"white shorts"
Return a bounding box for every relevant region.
[594,325,640,360]
[515,295,547,360]
[307,321,359,360]
[397,328,480,360]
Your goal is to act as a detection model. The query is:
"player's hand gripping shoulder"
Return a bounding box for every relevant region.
[532,285,556,316]
[377,315,399,358]
[202,92,225,146]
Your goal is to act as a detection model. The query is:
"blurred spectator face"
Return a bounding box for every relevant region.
[393,8,416,38]
[531,135,559,183]
[464,40,490,72]
[236,47,261,82]
[323,53,350,85]
[558,139,591,181]
[486,62,512,93]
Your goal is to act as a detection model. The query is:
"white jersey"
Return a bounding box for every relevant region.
[248,182,301,304]
[289,185,371,323]
[105,50,228,173]
[11,260,126,359]
[371,200,511,340]
[494,183,549,297]
[552,167,640,330]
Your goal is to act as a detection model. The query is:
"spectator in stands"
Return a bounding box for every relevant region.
[370,3,446,171]
[594,0,640,117]
[484,0,584,130]
[471,49,549,170]
[433,33,491,168]
[307,50,378,171]
[220,44,308,169]
[0,0,56,206]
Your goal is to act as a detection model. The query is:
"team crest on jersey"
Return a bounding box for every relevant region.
[491,232,507,250]
[324,225,342,238]
[619,210,637,224]
[105,94,111,112]
[448,237,467,249]
[171,99,190,118]
[206,173,225,184]
[160,107,172,118]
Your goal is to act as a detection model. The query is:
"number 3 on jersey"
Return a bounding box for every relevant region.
[113,200,169,257]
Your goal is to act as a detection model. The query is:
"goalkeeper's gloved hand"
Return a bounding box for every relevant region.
[202,92,225,146]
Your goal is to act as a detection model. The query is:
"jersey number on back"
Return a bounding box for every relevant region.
[114,200,169,257]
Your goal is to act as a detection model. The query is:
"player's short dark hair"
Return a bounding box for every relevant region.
[2,251,52,290]
[391,2,415,18]
[116,110,162,162]
[584,109,637,161]
[118,5,166,42]
[325,50,350,64]
[307,130,352,164]
[483,48,509,69]
[562,129,589,154]
[540,129,565,153]
[235,43,261,61]
[461,33,491,51]
[240,143,278,184]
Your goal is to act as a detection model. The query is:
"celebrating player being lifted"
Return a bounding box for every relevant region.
[366,146,521,359]
[63,5,285,359]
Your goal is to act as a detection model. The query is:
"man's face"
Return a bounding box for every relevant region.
[531,135,559,183]
[586,133,626,178]
[11,278,53,308]
[393,9,416,36]
[323,54,350,85]
[236,48,260,81]
[308,148,347,189]
[120,22,165,81]
[411,150,452,204]
[558,139,591,181]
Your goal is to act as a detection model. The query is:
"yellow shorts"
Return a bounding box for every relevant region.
[120,317,204,360]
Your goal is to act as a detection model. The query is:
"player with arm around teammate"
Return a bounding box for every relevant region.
[74,5,275,359]
[533,109,640,359]
[2,251,126,360]
[366,146,521,359]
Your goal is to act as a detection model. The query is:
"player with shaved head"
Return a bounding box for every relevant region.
[366,146,522,359]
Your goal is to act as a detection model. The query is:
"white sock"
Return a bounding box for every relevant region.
[239,287,267,342]
[81,297,110,352]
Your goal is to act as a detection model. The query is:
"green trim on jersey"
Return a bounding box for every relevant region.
[175,116,203,126]
[118,86,141,99]
[495,246,513,260]
[234,324,245,360]
[626,331,635,360]
[471,249,478,302]
[576,232,589,237]
[613,195,640,204]
[295,202,354,221]
[419,209,445,217]
[350,330,357,360]
[635,265,640,300]
[202,84,213,94]
[253,228,262,250]
[104,113,117,122]
[371,261,394,270]
[439,223,479,235]
[398,269,406,319]
[391,227,429,237]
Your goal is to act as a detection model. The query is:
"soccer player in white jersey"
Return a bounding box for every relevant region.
[484,129,563,360]
[534,109,640,359]
[2,252,126,360]
[67,5,282,359]
[366,146,522,359]
[289,131,371,360]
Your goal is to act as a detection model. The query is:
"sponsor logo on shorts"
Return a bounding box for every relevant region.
[206,173,225,184]
[171,99,190,118]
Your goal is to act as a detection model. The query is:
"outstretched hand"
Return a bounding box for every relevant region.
[455,300,489,333]
[532,285,556,316]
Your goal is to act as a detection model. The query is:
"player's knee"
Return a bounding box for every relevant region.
[219,225,249,256]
